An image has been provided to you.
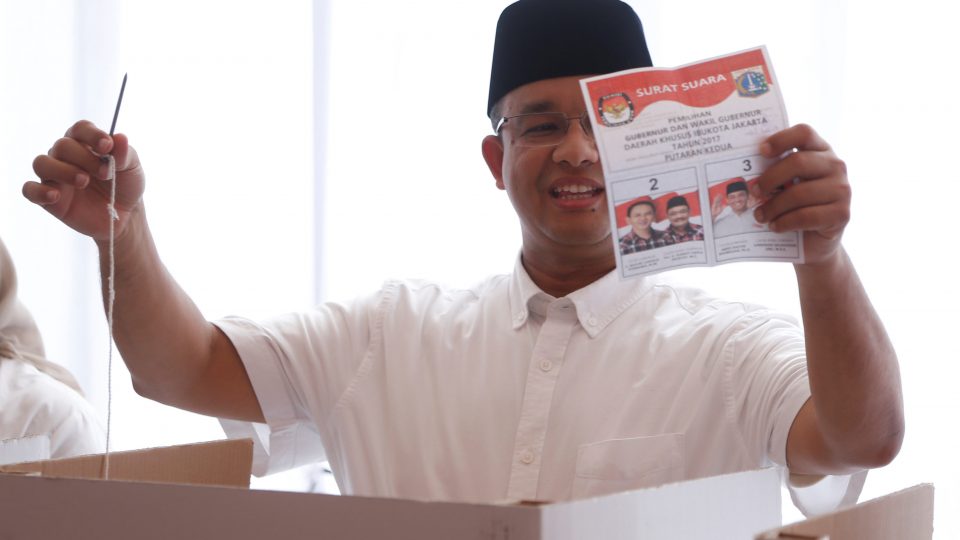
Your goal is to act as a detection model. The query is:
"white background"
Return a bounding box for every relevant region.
[1,0,957,535]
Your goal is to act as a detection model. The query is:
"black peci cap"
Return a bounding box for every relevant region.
[726,180,749,194]
[667,195,689,210]
[487,0,653,117]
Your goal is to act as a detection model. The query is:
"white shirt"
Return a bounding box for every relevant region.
[0,359,105,459]
[219,258,823,503]
[713,206,766,237]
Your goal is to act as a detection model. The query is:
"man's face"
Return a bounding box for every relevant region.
[667,205,690,229]
[627,204,655,233]
[482,76,606,256]
[727,190,748,214]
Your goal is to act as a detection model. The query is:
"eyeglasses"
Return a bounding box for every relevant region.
[495,112,595,147]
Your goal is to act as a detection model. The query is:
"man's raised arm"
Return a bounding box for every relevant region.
[24,120,264,423]
[752,124,904,475]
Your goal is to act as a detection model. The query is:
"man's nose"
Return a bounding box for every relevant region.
[552,122,598,167]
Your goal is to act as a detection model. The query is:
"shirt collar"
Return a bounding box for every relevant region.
[508,256,543,329]
[508,254,656,338]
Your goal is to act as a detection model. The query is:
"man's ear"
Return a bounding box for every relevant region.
[481,135,506,190]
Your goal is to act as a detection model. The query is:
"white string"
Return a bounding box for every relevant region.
[104,155,118,480]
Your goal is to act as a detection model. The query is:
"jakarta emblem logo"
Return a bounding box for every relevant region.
[733,67,769,97]
[597,93,635,127]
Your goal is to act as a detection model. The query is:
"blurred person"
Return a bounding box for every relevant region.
[0,238,104,459]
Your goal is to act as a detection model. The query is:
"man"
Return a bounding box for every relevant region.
[619,200,666,254]
[712,179,766,237]
[662,195,704,244]
[24,0,902,509]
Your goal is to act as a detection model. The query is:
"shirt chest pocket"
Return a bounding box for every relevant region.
[572,433,685,499]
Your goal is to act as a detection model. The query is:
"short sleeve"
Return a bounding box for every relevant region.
[214,288,386,476]
[723,309,867,516]
[723,309,809,468]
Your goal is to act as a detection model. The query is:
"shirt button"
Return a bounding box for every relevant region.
[539,359,553,372]
[520,450,535,464]
[515,313,526,323]
[587,316,598,327]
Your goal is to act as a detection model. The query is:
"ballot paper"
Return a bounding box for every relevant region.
[580,46,802,279]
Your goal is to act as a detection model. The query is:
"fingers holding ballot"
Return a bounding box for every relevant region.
[752,124,852,265]
[24,120,145,242]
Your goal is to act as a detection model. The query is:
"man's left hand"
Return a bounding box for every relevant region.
[752,124,850,266]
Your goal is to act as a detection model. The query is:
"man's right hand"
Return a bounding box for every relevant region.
[710,195,724,221]
[24,120,145,243]
[23,120,263,423]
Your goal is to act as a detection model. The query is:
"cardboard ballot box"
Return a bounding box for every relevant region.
[0,438,252,487]
[0,439,934,540]
[757,484,935,540]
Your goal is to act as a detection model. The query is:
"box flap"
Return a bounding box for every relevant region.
[0,464,932,540]
[542,468,783,540]
[0,438,252,488]
[756,483,934,540]
[0,474,540,540]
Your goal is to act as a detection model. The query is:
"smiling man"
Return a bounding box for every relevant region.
[713,179,767,237]
[661,195,705,244]
[25,0,902,513]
